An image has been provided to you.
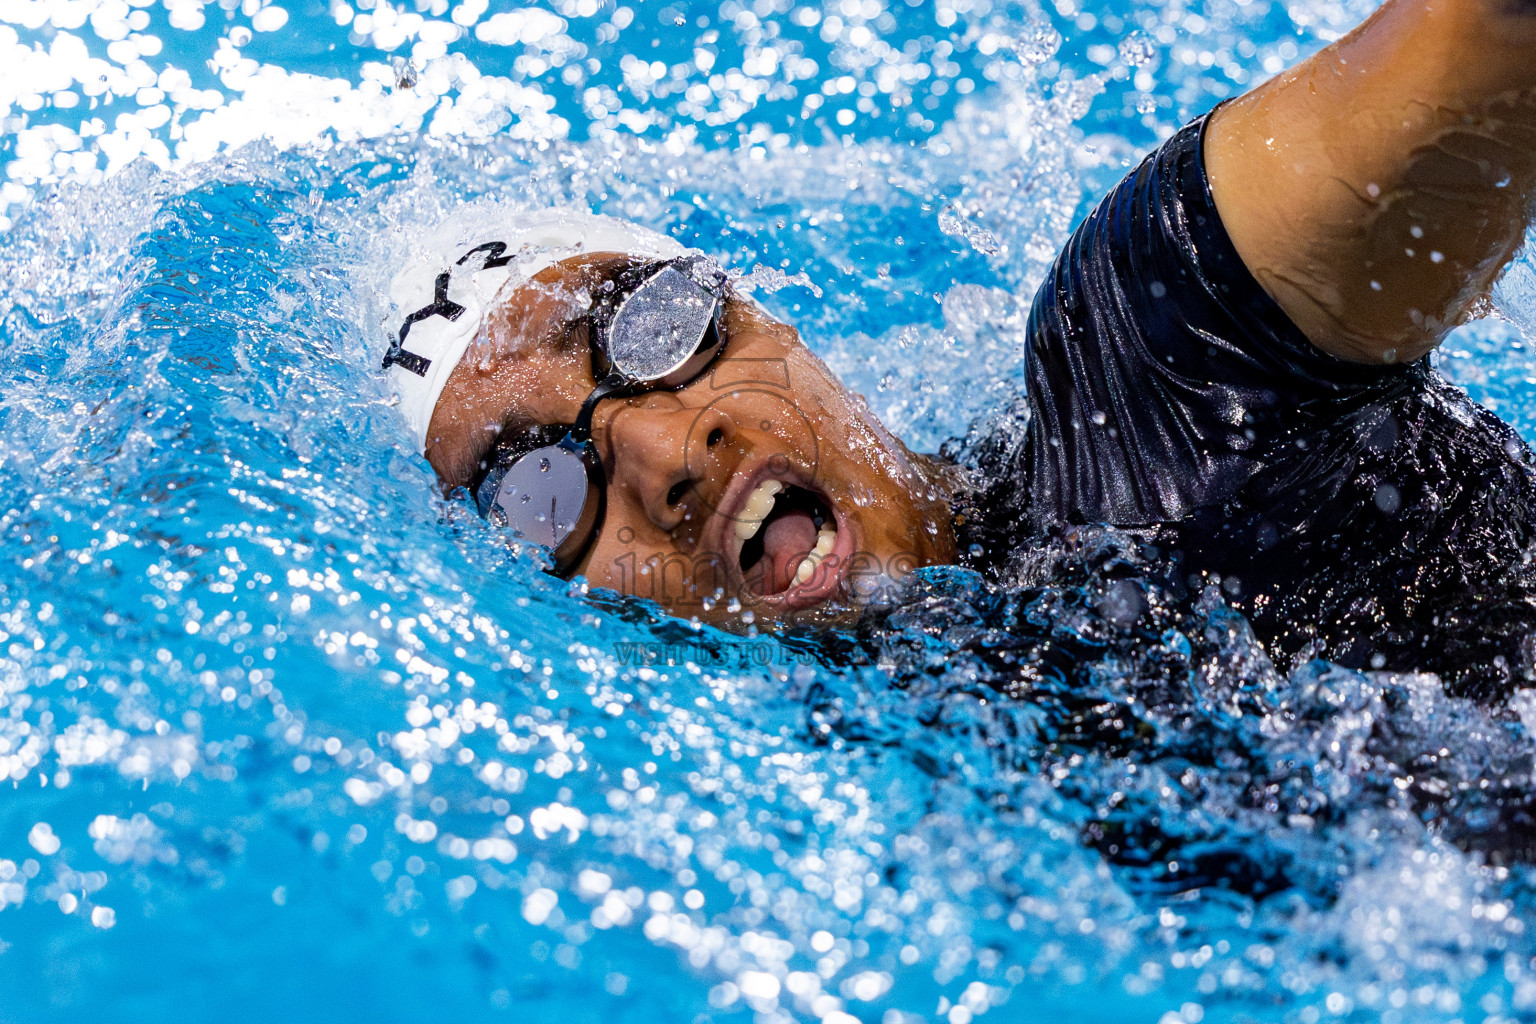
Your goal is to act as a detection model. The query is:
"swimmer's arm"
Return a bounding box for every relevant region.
[1205,0,1536,365]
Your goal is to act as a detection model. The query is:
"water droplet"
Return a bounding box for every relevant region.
[1009,21,1062,66]
[1118,31,1155,68]
[393,57,417,90]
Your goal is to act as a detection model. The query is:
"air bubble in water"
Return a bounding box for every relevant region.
[1098,579,1147,628]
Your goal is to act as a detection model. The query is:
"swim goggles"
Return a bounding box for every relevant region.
[471,254,730,576]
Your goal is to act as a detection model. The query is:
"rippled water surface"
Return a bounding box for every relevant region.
[8,0,1536,1021]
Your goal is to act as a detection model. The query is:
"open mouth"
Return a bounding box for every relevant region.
[732,480,840,598]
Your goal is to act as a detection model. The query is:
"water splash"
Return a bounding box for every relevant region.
[733,264,824,299]
[5,0,1536,1022]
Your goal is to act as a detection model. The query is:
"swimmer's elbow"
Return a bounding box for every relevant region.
[1248,261,1479,366]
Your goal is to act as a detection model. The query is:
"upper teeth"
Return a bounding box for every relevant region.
[734,479,784,539]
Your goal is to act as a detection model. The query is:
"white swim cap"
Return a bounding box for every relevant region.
[383,208,687,453]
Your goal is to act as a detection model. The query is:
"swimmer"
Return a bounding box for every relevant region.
[385,0,1536,695]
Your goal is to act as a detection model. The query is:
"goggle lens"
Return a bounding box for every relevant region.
[606,264,724,384]
[482,440,593,549]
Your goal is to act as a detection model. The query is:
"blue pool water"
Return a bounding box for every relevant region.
[7,0,1536,1021]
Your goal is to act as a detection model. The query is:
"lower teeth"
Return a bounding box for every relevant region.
[792,527,837,585]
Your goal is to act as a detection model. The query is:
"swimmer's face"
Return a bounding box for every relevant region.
[425,254,958,628]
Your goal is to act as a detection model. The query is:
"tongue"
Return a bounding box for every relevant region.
[760,509,818,593]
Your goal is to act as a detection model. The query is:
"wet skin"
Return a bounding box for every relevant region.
[424,253,958,628]
[1206,0,1536,365]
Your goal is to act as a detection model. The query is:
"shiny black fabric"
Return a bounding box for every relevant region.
[949,113,1536,699]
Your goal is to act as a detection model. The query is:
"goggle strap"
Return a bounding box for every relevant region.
[473,464,500,519]
[570,374,628,440]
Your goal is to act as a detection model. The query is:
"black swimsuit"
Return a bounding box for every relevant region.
[949,112,1536,699]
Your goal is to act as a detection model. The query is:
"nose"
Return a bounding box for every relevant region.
[596,397,738,531]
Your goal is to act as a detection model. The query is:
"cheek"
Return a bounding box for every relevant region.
[576,534,628,591]
[784,357,897,456]
[793,387,913,497]
[576,518,646,591]
[574,502,682,594]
